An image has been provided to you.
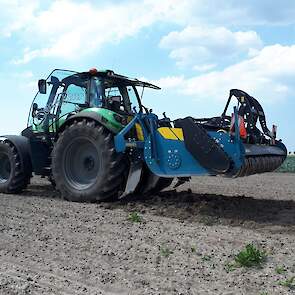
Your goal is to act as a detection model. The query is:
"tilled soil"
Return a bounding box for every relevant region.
[0,173,294,295]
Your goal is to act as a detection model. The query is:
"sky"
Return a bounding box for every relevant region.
[0,0,294,150]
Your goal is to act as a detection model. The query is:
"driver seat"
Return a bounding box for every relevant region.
[107,95,122,112]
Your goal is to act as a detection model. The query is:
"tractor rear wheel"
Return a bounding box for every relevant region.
[52,120,128,202]
[0,141,31,193]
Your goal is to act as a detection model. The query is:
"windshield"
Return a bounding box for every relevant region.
[89,76,141,114]
[28,70,87,132]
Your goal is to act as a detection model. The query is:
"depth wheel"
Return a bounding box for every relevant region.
[150,177,174,194]
[136,165,174,195]
[0,141,31,193]
[52,120,129,202]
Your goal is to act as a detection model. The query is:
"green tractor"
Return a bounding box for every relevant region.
[0,68,287,202]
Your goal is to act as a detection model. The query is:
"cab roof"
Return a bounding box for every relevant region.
[79,68,161,90]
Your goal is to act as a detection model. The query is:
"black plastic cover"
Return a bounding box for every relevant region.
[174,117,231,173]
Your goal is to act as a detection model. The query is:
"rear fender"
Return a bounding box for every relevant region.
[57,111,123,135]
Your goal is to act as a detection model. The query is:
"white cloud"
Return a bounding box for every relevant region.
[0,0,39,37]
[11,0,192,64]
[176,0,295,26]
[160,26,263,69]
[152,44,295,103]
[151,76,185,89]
[193,64,217,72]
[4,0,295,65]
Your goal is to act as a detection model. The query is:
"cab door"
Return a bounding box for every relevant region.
[28,69,76,134]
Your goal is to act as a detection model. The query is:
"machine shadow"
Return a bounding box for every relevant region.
[22,183,60,199]
[116,189,295,229]
[23,182,295,229]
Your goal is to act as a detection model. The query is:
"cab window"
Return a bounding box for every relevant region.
[59,84,86,118]
[126,86,139,112]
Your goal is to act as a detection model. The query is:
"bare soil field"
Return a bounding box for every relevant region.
[0,173,294,295]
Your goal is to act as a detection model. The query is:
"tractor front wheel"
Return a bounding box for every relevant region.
[52,120,128,202]
[0,141,31,193]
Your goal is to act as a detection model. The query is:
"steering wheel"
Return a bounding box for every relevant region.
[32,107,47,126]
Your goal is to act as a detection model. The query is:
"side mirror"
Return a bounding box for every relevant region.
[38,79,47,94]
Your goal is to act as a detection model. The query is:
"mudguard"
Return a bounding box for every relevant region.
[0,135,32,174]
[58,110,124,134]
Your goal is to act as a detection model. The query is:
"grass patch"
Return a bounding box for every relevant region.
[275,265,287,275]
[224,262,236,273]
[279,276,295,289]
[234,244,267,268]
[202,255,212,262]
[128,211,142,223]
[190,246,197,253]
[160,246,173,258]
[277,156,295,173]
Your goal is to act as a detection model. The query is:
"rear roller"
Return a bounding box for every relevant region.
[235,155,286,177]
[234,141,287,177]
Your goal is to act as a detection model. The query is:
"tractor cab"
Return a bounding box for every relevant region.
[28,68,159,137]
[22,69,161,177]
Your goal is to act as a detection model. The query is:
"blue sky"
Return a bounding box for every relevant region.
[0,0,294,150]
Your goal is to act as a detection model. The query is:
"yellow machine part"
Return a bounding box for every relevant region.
[158,127,184,141]
[127,116,144,141]
[135,123,144,141]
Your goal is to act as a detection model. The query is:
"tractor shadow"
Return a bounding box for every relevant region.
[111,189,295,230]
[22,180,59,200]
[23,179,295,230]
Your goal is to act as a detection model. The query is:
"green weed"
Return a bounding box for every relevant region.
[275,265,287,275]
[224,262,236,272]
[234,244,267,268]
[160,246,173,258]
[191,246,197,253]
[128,212,142,223]
[202,255,212,262]
[279,276,295,289]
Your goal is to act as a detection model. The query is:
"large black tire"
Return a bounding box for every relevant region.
[0,141,31,193]
[52,120,128,202]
